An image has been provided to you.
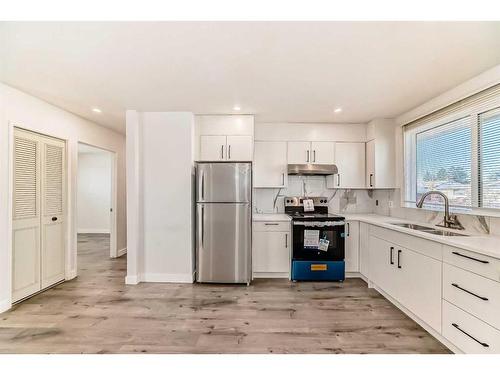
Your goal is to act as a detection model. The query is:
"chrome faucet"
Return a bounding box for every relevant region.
[416,191,464,230]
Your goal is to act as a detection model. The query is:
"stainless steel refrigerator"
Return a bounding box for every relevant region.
[196,162,252,284]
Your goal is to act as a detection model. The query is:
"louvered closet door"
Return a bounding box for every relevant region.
[12,129,42,302]
[40,136,66,289]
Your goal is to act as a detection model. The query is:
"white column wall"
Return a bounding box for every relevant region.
[126,111,195,284]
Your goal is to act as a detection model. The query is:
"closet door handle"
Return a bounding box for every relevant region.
[306,150,310,163]
[397,249,402,269]
[451,283,489,301]
[452,323,489,348]
[390,246,394,265]
[452,251,489,264]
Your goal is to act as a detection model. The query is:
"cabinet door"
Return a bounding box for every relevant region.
[366,140,375,188]
[287,141,311,164]
[359,222,370,278]
[311,142,335,165]
[200,135,226,161]
[227,135,253,161]
[334,142,366,188]
[253,231,290,273]
[396,247,442,332]
[345,221,359,272]
[254,141,287,188]
[369,235,398,298]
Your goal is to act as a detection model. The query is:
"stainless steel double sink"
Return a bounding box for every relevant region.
[390,222,468,237]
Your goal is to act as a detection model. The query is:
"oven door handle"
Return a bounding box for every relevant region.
[293,221,345,227]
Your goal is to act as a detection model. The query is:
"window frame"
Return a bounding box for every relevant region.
[403,96,500,215]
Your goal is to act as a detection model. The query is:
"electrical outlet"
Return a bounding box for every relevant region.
[388,201,394,208]
[375,200,379,206]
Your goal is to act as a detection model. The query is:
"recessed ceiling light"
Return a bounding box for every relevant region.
[334,107,342,113]
[233,106,241,111]
[92,108,102,113]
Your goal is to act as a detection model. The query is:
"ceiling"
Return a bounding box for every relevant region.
[1,21,500,134]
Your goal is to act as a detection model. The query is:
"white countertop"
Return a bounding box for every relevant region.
[340,213,500,260]
[253,213,292,222]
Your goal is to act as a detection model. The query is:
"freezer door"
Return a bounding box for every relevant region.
[196,162,251,203]
[197,203,251,283]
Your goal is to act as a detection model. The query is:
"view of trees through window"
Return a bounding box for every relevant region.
[416,117,472,207]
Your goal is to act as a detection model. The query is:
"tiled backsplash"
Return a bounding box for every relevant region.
[253,177,500,236]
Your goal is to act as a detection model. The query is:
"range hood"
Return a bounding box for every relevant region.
[287,164,338,176]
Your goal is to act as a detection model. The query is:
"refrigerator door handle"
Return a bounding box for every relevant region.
[201,205,204,248]
[201,171,205,200]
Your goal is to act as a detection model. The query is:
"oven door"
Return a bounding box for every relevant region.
[292,221,345,261]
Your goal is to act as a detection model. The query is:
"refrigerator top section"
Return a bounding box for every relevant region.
[196,162,252,203]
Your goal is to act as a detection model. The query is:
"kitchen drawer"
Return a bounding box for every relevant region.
[443,245,500,282]
[443,300,500,354]
[370,225,442,261]
[443,263,500,330]
[253,221,290,232]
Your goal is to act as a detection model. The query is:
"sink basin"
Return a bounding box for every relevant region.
[391,223,435,231]
[390,222,468,237]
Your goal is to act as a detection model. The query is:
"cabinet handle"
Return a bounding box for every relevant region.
[390,246,394,265]
[285,233,288,248]
[337,174,341,187]
[346,222,350,237]
[306,150,310,163]
[369,173,373,187]
[397,249,402,269]
[451,283,489,301]
[228,145,231,159]
[221,145,224,159]
[282,173,285,186]
[264,223,279,226]
[51,217,58,222]
[313,150,316,163]
[452,323,489,348]
[452,251,489,264]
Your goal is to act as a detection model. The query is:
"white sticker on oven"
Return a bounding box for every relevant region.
[318,238,329,252]
[303,199,314,212]
[304,230,320,249]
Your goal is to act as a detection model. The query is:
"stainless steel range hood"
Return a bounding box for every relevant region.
[287,164,338,176]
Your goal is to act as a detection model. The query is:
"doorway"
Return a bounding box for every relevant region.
[76,143,117,275]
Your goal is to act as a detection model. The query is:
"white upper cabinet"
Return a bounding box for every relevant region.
[227,136,253,161]
[196,115,254,161]
[200,135,226,161]
[332,142,366,188]
[365,119,396,188]
[254,141,287,188]
[287,141,335,165]
[366,139,375,188]
[311,142,335,164]
[287,141,310,164]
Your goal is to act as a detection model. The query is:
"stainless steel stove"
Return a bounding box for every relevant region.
[285,196,345,281]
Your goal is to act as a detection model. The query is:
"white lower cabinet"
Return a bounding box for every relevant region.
[368,233,442,333]
[252,221,291,278]
[345,220,359,273]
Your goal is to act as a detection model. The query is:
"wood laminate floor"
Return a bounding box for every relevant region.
[0,234,451,354]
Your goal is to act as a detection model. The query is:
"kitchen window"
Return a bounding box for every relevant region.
[404,84,500,212]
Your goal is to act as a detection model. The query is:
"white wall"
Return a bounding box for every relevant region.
[77,150,112,234]
[255,122,367,142]
[126,111,195,284]
[0,83,127,312]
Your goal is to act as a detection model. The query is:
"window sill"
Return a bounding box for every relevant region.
[401,202,500,218]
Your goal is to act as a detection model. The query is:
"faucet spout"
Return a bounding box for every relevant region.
[416,190,464,230]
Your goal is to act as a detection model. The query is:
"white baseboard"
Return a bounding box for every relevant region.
[0,298,11,313]
[142,273,194,283]
[117,247,127,257]
[253,272,290,279]
[65,269,77,280]
[77,229,110,234]
[125,274,139,285]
